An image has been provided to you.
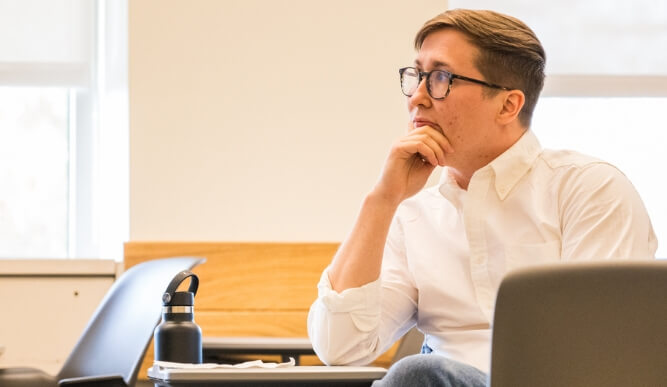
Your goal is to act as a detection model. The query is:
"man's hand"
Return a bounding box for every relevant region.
[372,124,453,206]
[328,123,453,292]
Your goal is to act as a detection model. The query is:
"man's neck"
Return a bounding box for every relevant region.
[450,127,528,190]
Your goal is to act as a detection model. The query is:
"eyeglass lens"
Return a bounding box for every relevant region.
[401,68,451,99]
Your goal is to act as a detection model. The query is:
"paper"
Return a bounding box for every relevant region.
[153,357,296,370]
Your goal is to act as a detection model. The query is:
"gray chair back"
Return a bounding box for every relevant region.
[57,256,205,385]
[490,260,667,387]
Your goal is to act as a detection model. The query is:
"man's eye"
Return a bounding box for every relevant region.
[433,71,450,83]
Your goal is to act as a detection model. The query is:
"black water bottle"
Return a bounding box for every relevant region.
[154,270,203,363]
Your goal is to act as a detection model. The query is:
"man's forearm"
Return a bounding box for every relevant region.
[328,192,400,292]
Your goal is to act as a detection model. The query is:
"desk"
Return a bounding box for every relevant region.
[148,365,387,387]
[203,337,315,365]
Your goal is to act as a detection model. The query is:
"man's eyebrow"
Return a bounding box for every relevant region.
[414,59,452,70]
[432,60,451,69]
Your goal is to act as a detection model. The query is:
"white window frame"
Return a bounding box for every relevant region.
[0,0,128,260]
[543,75,667,97]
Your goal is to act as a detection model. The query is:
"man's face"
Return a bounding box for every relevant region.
[409,28,507,177]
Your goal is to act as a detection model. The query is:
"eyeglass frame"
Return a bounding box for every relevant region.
[399,66,512,100]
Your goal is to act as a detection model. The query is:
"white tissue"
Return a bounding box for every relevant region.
[153,357,296,370]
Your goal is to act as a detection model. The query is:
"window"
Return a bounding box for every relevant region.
[0,87,70,257]
[448,0,667,257]
[0,0,128,259]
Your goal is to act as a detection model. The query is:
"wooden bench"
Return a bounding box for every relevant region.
[124,242,400,380]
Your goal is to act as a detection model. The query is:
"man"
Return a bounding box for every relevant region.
[307,8,657,386]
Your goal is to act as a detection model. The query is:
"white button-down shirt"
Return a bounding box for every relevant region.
[308,130,657,373]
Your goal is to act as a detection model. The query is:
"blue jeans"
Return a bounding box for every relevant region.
[371,354,488,387]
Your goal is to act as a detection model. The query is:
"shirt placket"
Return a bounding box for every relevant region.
[463,169,496,322]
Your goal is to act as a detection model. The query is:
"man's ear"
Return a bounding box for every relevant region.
[497,89,525,125]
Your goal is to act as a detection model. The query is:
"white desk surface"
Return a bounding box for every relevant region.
[148,365,387,382]
[202,337,312,351]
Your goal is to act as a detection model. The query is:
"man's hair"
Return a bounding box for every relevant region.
[415,9,546,128]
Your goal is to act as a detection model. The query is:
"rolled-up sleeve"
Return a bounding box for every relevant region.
[307,217,418,365]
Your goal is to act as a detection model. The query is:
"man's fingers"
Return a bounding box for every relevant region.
[398,138,441,166]
[409,124,454,155]
[422,126,454,154]
[401,133,447,166]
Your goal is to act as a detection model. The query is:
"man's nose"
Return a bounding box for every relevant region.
[409,77,432,108]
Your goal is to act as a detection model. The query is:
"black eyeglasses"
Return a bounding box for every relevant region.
[399,67,511,100]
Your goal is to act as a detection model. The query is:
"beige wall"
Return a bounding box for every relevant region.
[129,0,446,241]
[0,260,117,374]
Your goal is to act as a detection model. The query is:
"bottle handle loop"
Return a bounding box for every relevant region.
[162,270,199,305]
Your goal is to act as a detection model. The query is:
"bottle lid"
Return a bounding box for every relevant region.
[165,291,194,306]
[162,270,199,306]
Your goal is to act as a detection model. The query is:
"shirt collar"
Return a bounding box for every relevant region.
[487,130,541,200]
[438,168,466,209]
[438,130,542,202]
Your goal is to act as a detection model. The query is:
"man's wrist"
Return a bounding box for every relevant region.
[365,188,403,213]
